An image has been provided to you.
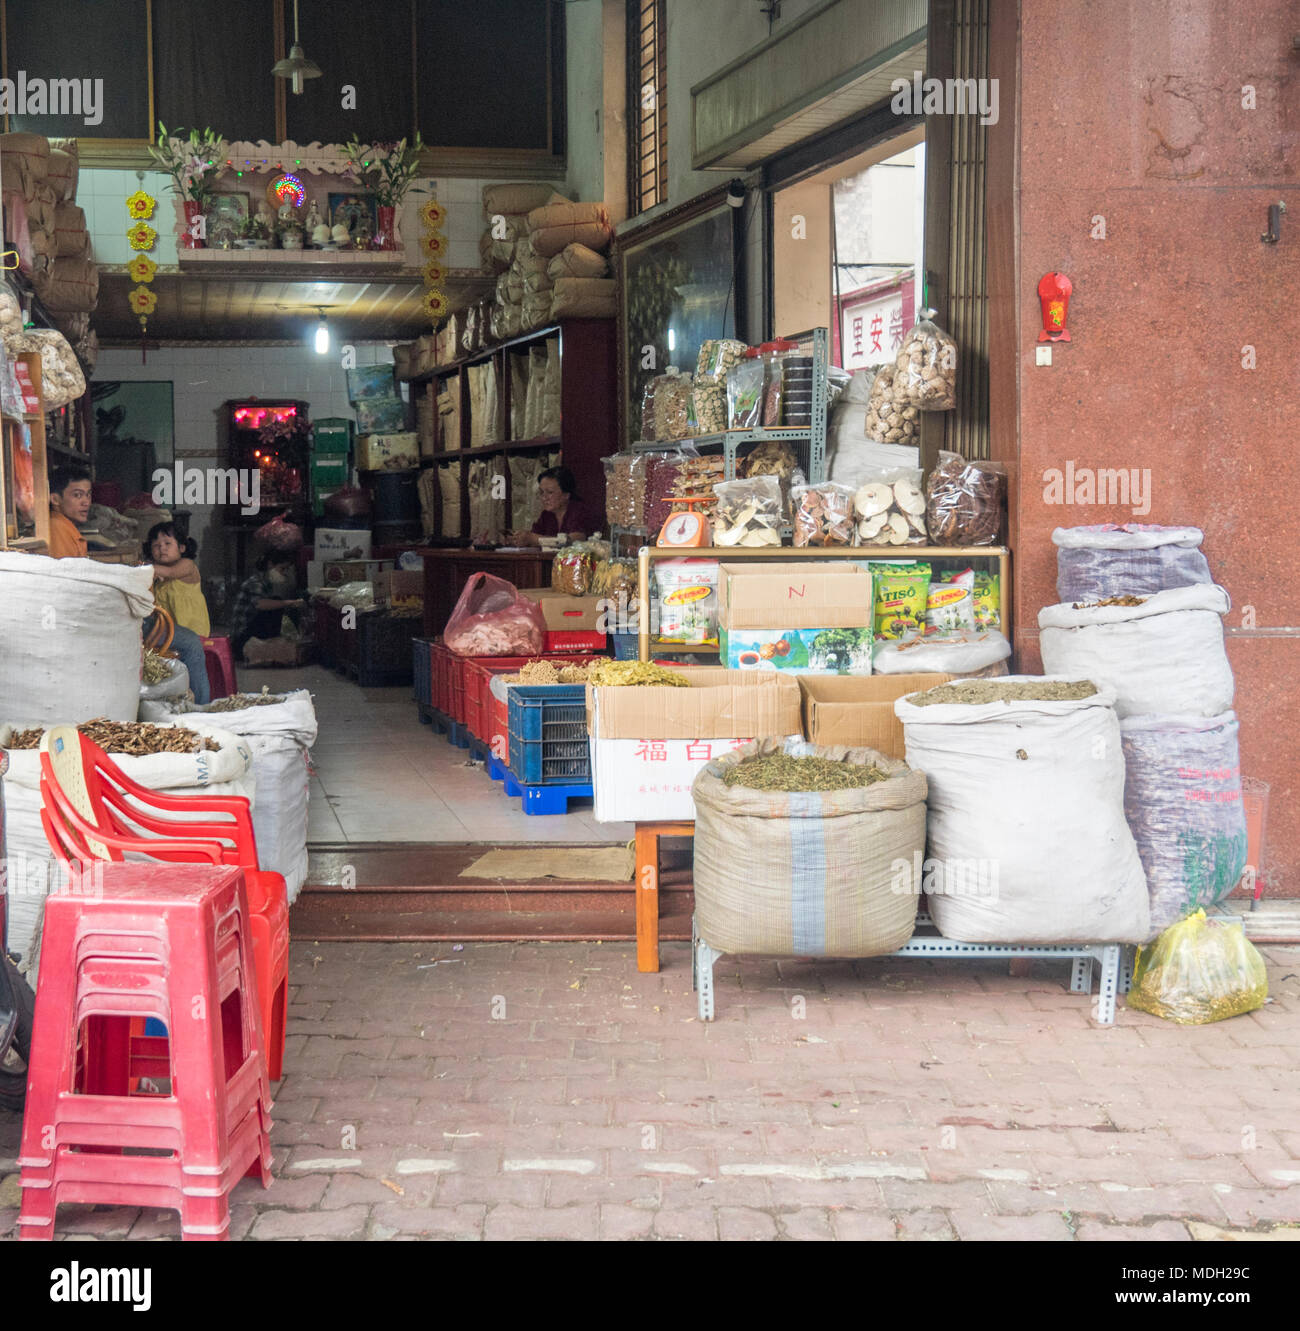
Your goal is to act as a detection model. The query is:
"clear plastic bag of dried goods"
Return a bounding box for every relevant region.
[445,572,546,656]
[792,482,856,547]
[651,368,694,441]
[552,542,594,595]
[893,310,957,411]
[853,466,927,546]
[726,352,765,429]
[863,361,917,444]
[711,475,783,547]
[925,450,1006,545]
[695,338,748,386]
[1126,910,1267,1024]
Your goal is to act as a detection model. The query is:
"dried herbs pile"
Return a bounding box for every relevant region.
[586,661,691,688]
[6,719,219,755]
[499,661,592,685]
[141,649,174,685]
[203,689,286,712]
[1073,595,1147,609]
[910,680,1099,708]
[723,754,889,792]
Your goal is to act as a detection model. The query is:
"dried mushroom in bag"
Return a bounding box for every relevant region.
[892,310,957,410]
[792,483,856,547]
[711,475,783,547]
[854,468,927,546]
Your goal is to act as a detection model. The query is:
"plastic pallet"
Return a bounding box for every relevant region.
[445,719,471,749]
[486,753,510,783]
[513,779,594,816]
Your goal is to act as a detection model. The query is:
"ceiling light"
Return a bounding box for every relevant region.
[272,0,322,95]
[313,310,330,355]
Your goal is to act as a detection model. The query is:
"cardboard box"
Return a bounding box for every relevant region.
[357,432,418,472]
[798,673,956,757]
[355,397,407,434]
[587,668,803,822]
[717,562,873,631]
[347,364,397,402]
[314,528,373,561]
[375,569,424,609]
[324,558,390,587]
[718,626,873,674]
[519,589,603,632]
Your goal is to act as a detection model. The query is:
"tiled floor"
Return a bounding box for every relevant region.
[243,664,633,846]
[1,939,1297,1241]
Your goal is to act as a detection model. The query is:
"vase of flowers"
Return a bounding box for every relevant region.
[147,122,227,249]
[342,134,425,250]
[237,215,273,250]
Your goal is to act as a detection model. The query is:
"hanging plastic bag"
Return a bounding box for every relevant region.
[444,572,546,656]
[892,310,957,410]
[1127,910,1267,1024]
[255,511,304,553]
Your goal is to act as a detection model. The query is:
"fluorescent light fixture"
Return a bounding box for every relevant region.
[313,312,330,355]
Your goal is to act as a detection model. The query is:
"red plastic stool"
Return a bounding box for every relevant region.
[17,864,273,1240]
[39,728,290,1082]
[201,636,238,699]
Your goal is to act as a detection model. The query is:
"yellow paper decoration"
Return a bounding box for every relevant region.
[422,290,449,319]
[128,286,158,316]
[419,230,447,258]
[419,199,447,228]
[128,222,158,251]
[126,190,157,220]
[126,255,158,284]
[422,260,446,285]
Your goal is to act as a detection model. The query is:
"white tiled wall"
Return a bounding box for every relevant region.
[93,342,395,590]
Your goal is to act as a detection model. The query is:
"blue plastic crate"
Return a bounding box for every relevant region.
[413,637,433,707]
[507,684,591,785]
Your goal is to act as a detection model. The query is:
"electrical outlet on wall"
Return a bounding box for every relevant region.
[1035,346,1052,366]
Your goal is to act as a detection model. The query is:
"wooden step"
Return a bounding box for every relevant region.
[294,842,694,942]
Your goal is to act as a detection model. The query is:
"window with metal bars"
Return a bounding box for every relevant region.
[627,0,668,214]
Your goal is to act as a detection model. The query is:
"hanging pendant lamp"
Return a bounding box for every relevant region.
[272,0,322,95]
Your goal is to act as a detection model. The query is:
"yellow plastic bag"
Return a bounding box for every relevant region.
[1127,909,1267,1024]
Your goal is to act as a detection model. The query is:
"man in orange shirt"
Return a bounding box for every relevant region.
[47,464,92,559]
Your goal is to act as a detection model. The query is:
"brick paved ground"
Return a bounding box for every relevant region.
[2,940,1298,1241]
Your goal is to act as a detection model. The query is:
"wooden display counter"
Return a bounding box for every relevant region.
[417,547,554,638]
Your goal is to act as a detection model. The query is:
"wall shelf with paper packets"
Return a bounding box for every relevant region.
[634,544,1012,663]
[402,319,616,547]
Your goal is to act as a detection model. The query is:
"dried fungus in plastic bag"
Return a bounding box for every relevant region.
[893,311,957,410]
[1126,910,1267,1024]
[925,450,1005,545]
[792,482,856,547]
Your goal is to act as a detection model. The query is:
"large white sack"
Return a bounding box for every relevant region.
[1038,584,1233,719]
[0,719,255,975]
[140,691,316,901]
[895,678,1150,943]
[1053,524,1211,602]
[138,658,190,708]
[0,553,154,725]
[1120,712,1248,937]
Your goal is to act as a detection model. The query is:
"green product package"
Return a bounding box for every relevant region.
[869,562,932,640]
[943,568,1001,631]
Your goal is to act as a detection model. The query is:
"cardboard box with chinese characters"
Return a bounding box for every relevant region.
[586,667,802,822]
[357,432,419,472]
[798,673,954,757]
[519,588,606,648]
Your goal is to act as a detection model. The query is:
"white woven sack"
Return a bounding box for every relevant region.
[1038,584,1233,718]
[1052,524,1211,602]
[138,691,316,901]
[0,719,255,975]
[894,678,1150,943]
[0,554,154,725]
[138,658,190,706]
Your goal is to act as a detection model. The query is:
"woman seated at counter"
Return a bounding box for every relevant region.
[508,467,600,546]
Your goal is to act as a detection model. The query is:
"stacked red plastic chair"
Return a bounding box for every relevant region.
[37,726,289,1079]
[17,861,273,1239]
[200,636,239,700]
